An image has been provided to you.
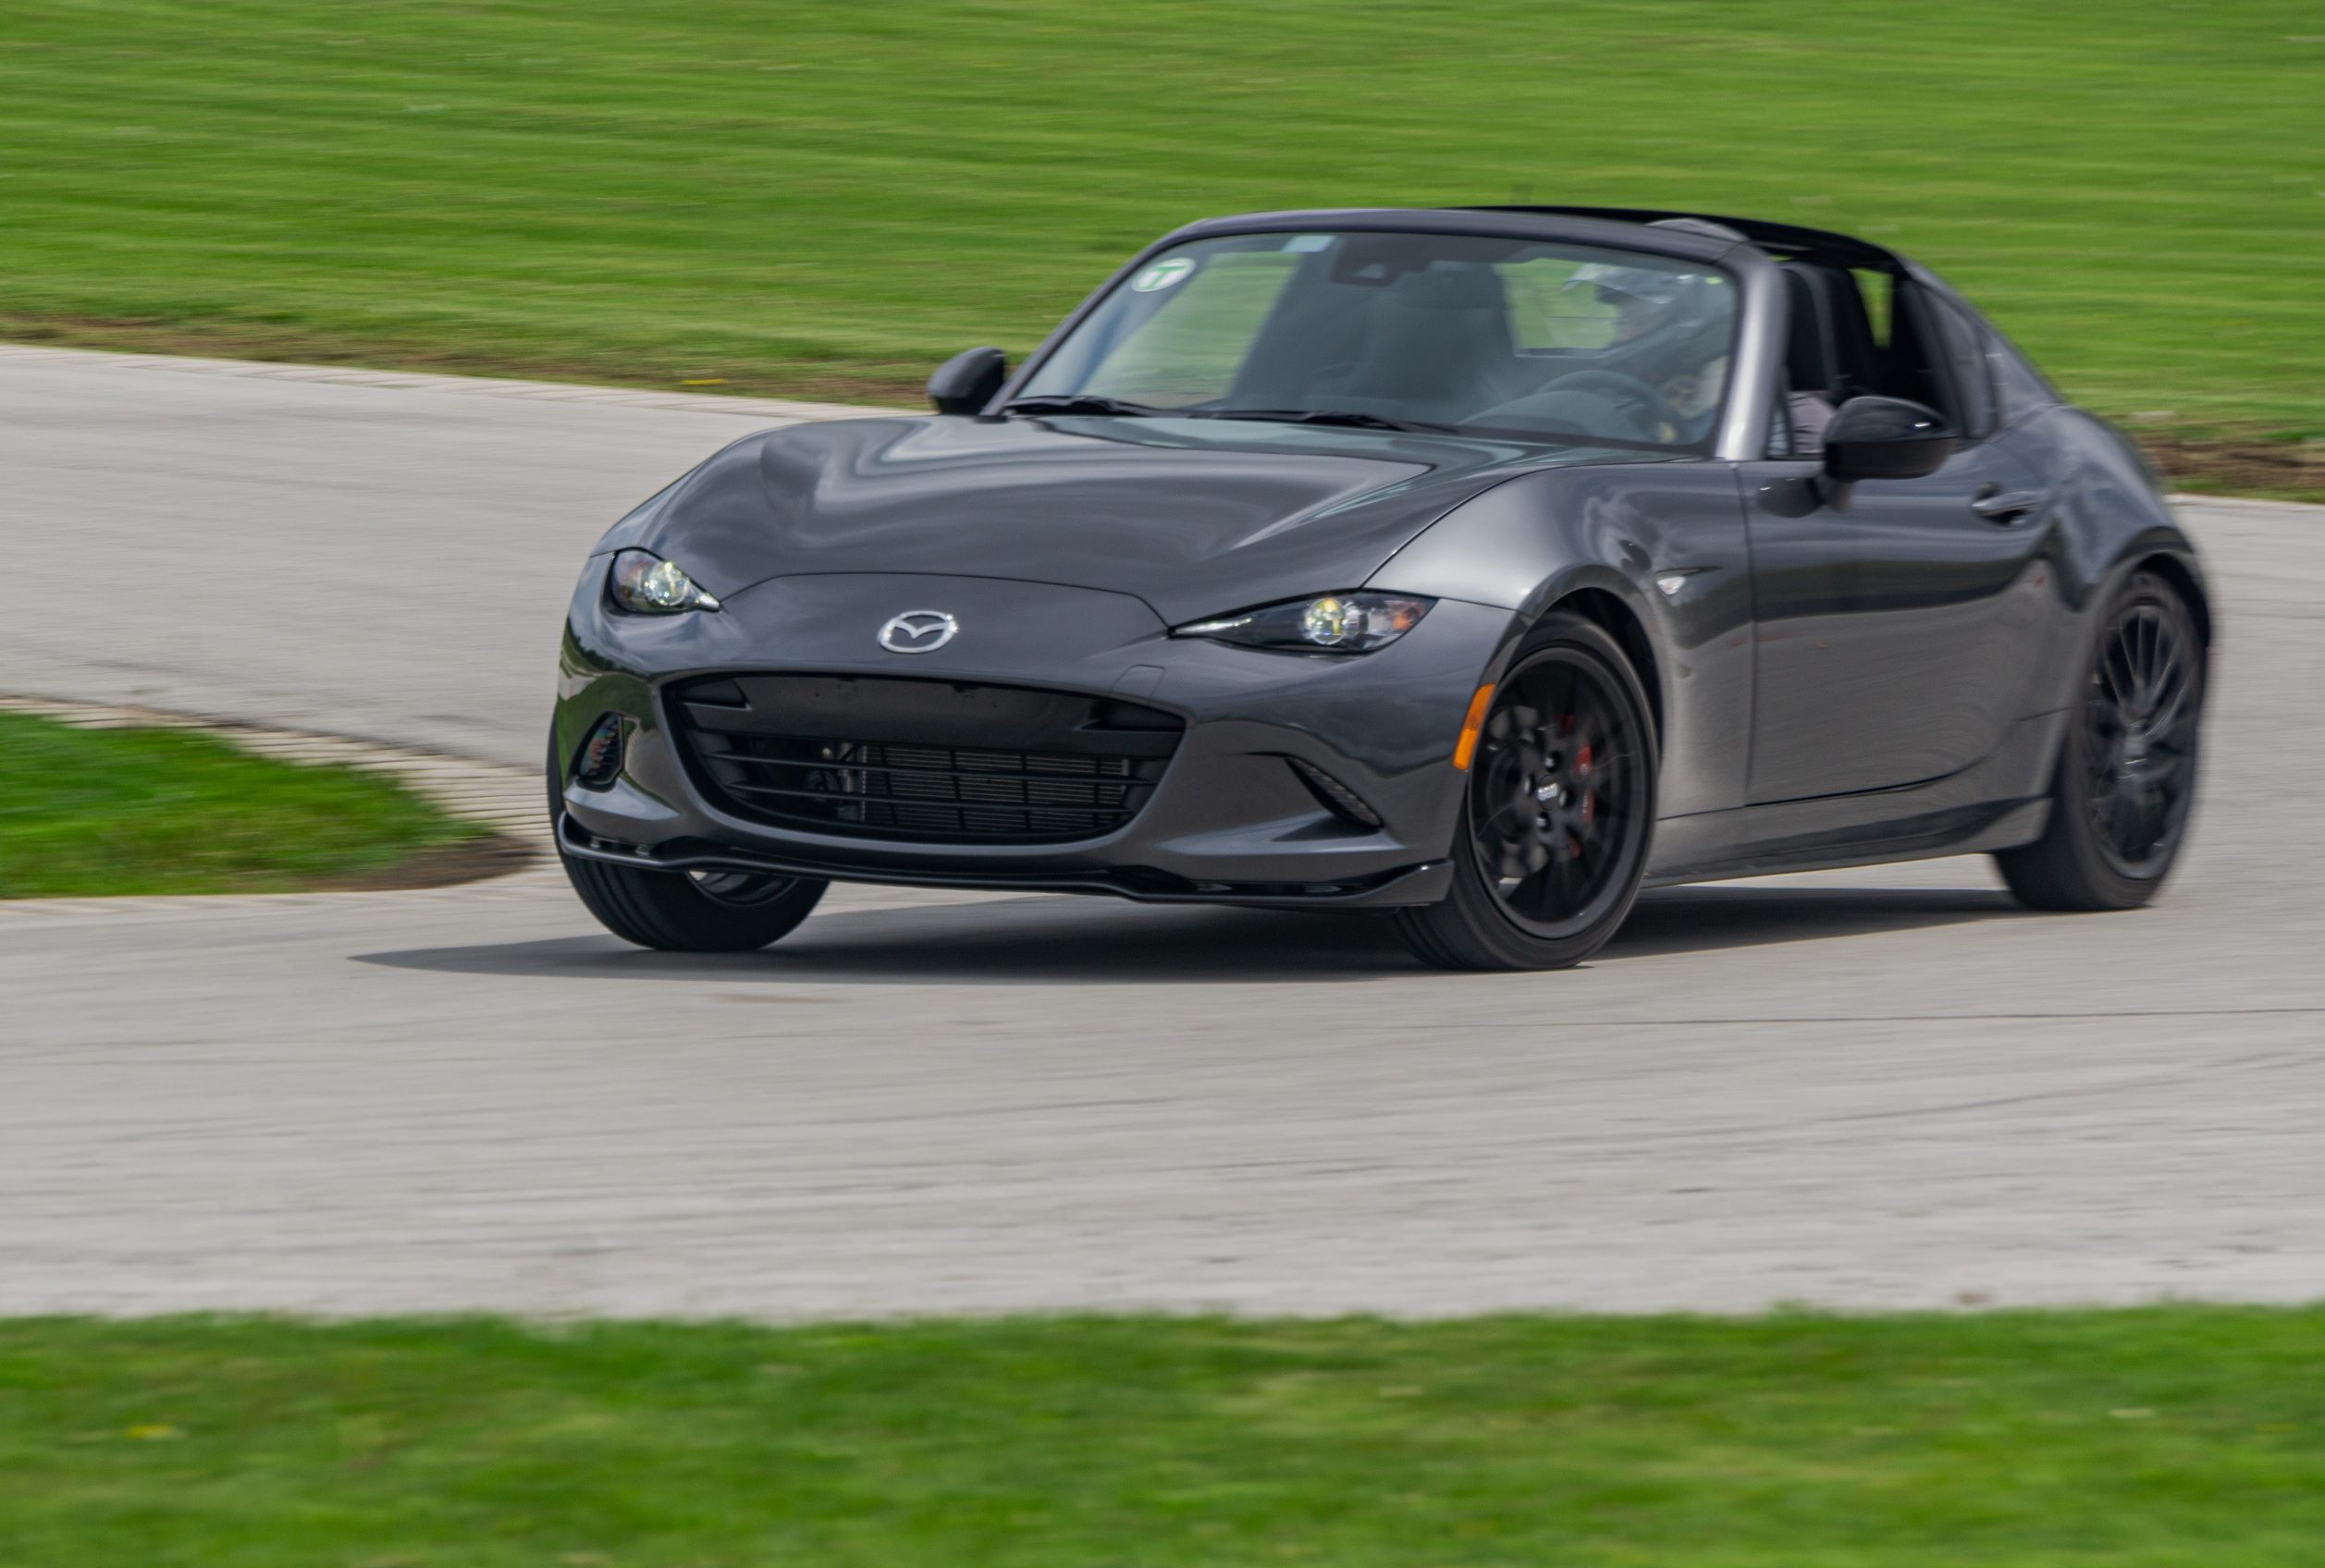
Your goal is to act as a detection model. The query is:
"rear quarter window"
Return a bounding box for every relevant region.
[1985,326,2061,426]
[1928,297,1998,439]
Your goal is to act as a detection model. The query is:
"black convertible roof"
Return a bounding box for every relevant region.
[1164,205,1912,276]
[1464,205,1909,273]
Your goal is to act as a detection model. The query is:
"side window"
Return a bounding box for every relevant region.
[1875,283,1950,423]
[1926,296,1998,439]
[1857,279,1980,437]
[1765,389,1795,459]
[1850,269,1893,349]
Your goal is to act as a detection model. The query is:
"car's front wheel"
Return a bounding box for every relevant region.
[549,734,828,951]
[1396,613,1658,971]
[562,856,829,952]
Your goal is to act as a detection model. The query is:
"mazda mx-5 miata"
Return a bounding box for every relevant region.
[549,205,2209,969]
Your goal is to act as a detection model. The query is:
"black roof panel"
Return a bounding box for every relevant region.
[1462,205,1910,272]
[1159,207,1743,265]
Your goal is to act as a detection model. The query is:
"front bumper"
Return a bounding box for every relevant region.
[552,568,1519,908]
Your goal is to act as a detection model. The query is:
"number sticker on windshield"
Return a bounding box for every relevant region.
[1130,258,1196,293]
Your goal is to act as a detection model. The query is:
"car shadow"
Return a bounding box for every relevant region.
[1610,882,2025,960]
[354,882,2027,986]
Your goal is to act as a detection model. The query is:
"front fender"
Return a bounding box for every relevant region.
[1367,461,1756,816]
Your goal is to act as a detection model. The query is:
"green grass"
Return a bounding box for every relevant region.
[3,1310,2321,1565]
[3,1,2322,446]
[0,713,486,897]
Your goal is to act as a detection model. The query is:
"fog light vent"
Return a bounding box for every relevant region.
[574,714,625,790]
[1286,757,1383,828]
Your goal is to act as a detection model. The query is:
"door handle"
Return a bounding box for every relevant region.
[1971,485,2050,523]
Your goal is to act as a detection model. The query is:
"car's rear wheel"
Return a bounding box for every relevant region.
[548,730,828,951]
[1995,570,2204,911]
[1396,613,1658,970]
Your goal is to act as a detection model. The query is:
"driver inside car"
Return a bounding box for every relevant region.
[1559,259,1732,441]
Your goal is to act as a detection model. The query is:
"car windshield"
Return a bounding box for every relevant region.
[1015,229,1738,451]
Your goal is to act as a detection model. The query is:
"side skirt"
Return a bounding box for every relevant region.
[1644,709,2064,887]
[1643,797,2048,888]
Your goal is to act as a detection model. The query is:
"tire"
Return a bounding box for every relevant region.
[1995,570,2204,912]
[548,729,828,951]
[1396,613,1659,970]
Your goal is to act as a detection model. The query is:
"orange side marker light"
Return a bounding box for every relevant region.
[1452,683,1495,771]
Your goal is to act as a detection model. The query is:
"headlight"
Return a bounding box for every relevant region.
[1175,592,1433,655]
[608,549,720,614]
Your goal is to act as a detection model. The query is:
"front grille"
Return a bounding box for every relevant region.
[668,674,1185,844]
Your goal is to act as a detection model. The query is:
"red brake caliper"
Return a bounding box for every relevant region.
[1561,718,1590,855]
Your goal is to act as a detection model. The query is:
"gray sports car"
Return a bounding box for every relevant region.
[549,205,2208,970]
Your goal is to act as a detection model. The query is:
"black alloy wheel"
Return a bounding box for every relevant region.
[1397,612,1657,970]
[1996,570,2205,911]
[1470,651,1643,934]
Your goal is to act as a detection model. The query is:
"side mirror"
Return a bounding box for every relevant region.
[1823,396,1958,483]
[927,347,1008,416]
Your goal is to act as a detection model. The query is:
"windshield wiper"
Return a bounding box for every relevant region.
[1205,408,1458,435]
[1005,398,1457,434]
[1003,394,1168,418]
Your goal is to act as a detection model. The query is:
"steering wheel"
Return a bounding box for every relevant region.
[1537,369,1689,441]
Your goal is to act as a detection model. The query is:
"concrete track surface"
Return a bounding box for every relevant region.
[3,347,2319,1317]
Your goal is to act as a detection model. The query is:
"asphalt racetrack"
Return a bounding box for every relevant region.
[4,347,2320,1318]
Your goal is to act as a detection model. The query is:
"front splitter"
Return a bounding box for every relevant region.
[556,814,1451,910]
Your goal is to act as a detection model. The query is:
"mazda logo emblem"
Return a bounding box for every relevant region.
[878,609,959,655]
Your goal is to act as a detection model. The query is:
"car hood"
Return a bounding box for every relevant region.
[601,412,1662,625]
